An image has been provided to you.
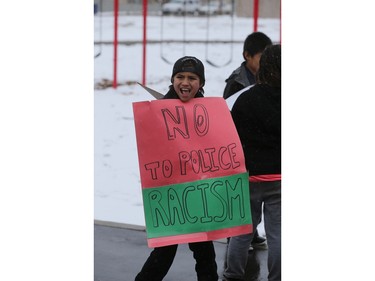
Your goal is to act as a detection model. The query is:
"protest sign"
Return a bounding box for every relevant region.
[133,97,252,247]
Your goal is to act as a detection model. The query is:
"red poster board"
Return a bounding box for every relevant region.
[133,97,252,247]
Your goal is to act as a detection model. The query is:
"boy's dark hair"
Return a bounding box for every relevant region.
[256,44,281,88]
[242,32,272,59]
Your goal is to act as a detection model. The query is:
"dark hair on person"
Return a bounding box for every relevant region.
[256,44,281,88]
[242,32,272,59]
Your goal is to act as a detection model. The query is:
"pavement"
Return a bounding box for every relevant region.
[94,221,269,281]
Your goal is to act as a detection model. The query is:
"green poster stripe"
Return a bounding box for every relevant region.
[142,172,252,239]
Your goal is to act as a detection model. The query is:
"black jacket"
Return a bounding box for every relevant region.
[231,84,281,176]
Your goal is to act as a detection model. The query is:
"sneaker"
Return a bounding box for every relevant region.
[251,235,268,250]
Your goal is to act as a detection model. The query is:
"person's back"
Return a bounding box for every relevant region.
[223,44,281,281]
[223,31,272,251]
[232,84,281,175]
[223,32,272,99]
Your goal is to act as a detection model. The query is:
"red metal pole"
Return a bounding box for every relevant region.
[142,0,147,85]
[279,0,282,43]
[253,0,259,32]
[113,0,119,88]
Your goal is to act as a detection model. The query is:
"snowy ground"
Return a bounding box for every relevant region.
[94,14,281,228]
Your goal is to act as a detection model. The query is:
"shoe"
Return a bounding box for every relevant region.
[250,235,268,250]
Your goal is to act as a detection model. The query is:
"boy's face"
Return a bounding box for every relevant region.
[172,72,202,102]
[244,51,262,75]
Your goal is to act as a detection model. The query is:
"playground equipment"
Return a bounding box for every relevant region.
[109,0,281,88]
[94,0,103,59]
[160,0,235,67]
[204,0,235,67]
[159,6,187,65]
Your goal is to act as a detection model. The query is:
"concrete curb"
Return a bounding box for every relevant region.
[94,219,146,231]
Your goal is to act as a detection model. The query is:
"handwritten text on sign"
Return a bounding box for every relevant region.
[133,97,252,247]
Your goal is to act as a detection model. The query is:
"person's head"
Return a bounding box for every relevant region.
[256,44,281,88]
[242,32,272,75]
[171,56,205,102]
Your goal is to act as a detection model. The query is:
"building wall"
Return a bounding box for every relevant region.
[94,0,280,18]
[94,0,165,14]
[236,0,280,18]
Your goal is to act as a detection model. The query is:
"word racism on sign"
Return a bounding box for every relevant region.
[133,97,252,247]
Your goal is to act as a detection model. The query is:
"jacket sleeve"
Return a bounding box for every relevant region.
[223,77,243,99]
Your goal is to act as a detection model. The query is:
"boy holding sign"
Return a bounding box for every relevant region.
[134,57,219,281]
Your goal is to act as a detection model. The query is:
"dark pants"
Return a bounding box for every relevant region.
[135,241,218,281]
[223,181,281,281]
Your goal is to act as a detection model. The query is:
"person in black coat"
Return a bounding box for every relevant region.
[223,44,281,281]
[135,56,218,281]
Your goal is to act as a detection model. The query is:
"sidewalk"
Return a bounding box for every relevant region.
[94,222,268,281]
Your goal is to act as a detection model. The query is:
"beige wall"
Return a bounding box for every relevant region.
[236,0,280,18]
[95,0,281,18]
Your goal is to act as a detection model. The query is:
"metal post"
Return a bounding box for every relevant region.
[142,0,147,85]
[253,0,259,32]
[113,0,119,88]
[279,0,282,43]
